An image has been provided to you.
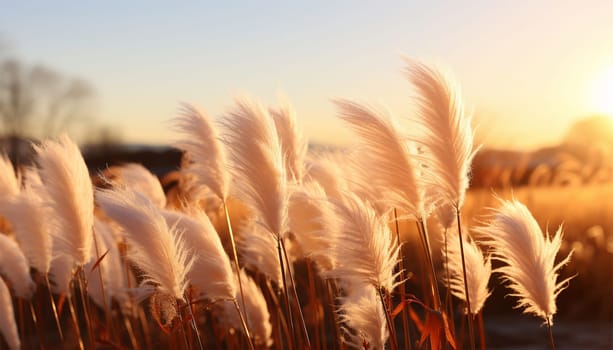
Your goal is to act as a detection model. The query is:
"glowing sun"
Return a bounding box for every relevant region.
[589,67,613,116]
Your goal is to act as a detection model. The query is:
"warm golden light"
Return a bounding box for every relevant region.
[589,67,613,117]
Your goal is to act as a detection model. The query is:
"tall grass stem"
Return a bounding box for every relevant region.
[28,300,45,350]
[276,237,296,348]
[222,201,251,334]
[377,288,398,350]
[183,292,205,350]
[176,301,191,350]
[232,299,256,350]
[393,208,412,349]
[67,293,85,350]
[92,232,112,338]
[44,275,64,341]
[281,237,312,349]
[456,209,476,350]
[416,218,442,310]
[546,318,556,350]
[77,267,95,349]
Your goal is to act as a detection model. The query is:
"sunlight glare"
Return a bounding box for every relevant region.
[589,67,613,117]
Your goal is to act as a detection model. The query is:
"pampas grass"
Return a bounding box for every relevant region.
[476,199,572,324]
[34,134,94,266]
[443,229,491,315]
[174,103,252,345]
[0,57,583,350]
[270,99,308,184]
[175,103,230,201]
[222,97,289,238]
[338,281,389,350]
[0,154,20,198]
[96,188,193,300]
[305,153,350,201]
[288,181,338,273]
[238,219,284,285]
[0,277,20,350]
[160,208,236,301]
[222,97,312,348]
[86,218,129,310]
[0,168,53,275]
[328,193,400,294]
[105,163,166,208]
[335,97,443,336]
[475,199,573,349]
[328,193,401,349]
[48,239,75,296]
[0,234,36,299]
[217,268,273,347]
[405,58,480,349]
[335,99,427,218]
[404,58,478,209]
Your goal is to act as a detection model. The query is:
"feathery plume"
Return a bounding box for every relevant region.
[338,281,388,350]
[288,181,338,272]
[217,269,273,347]
[222,97,289,238]
[404,58,478,209]
[443,229,491,315]
[96,188,193,300]
[305,152,350,201]
[0,277,20,350]
[87,218,130,309]
[0,154,20,197]
[270,99,308,184]
[160,208,236,300]
[328,193,400,292]
[105,163,166,208]
[175,103,230,201]
[436,202,456,230]
[238,220,283,285]
[0,168,53,274]
[0,234,35,299]
[48,239,75,296]
[34,134,94,266]
[475,199,572,324]
[335,99,428,218]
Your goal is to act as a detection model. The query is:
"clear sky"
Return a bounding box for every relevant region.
[1,1,612,150]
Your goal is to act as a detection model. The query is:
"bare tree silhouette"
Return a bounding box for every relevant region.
[0,58,94,164]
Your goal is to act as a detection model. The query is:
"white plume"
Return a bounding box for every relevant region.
[338,281,388,350]
[48,238,75,296]
[288,181,338,272]
[105,163,166,208]
[96,188,194,300]
[475,199,573,324]
[238,220,283,285]
[0,234,35,299]
[305,153,350,201]
[404,58,478,209]
[160,208,236,301]
[335,99,428,218]
[0,168,53,275]
[34,134,94,266]
[0,154,20,197]
[328,193,401,292]
[443,229,491,315]
[270,99,308,184]
[222,97,289,238]
[174,103,230,201]
[0,277,20,350]
[87,218,131,309]
[217,269,273,347]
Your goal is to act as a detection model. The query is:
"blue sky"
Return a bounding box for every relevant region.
[1,1,612,149]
